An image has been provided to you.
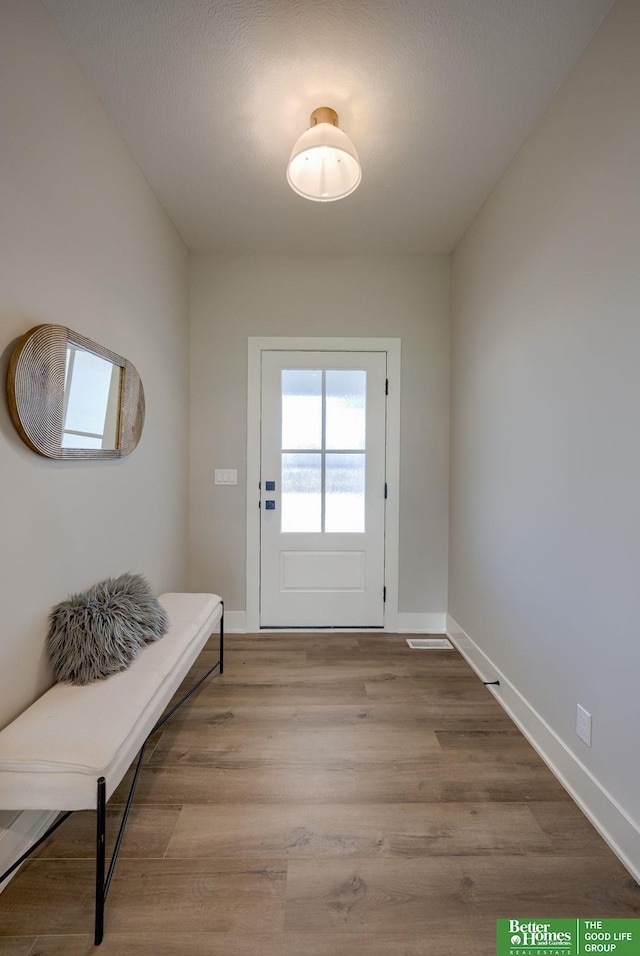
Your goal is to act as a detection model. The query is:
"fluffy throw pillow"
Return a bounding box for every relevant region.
[47,572,169,685]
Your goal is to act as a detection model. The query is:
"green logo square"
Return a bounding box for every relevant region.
[498,918,577,955]
[497,919,640,956]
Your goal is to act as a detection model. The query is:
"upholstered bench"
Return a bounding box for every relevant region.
[0,591,224,945]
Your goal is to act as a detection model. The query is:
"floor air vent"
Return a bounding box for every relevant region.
[406,638,453,649]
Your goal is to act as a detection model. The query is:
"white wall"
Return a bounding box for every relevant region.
[189,253,450,620]
[0,0,190,733]
[450,0,640,877]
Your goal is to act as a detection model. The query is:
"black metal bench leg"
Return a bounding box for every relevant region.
[95,776,106,946]
[220,601,224,675]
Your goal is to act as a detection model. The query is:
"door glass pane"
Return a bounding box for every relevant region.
[325,453,365,533]
[282,369,322,449]
[326,369,366,450]
[281,453,322,532]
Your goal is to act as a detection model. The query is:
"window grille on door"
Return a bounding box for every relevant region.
[280,368,367,533]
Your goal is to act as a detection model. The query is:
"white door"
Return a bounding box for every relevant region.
[260,350,387,627]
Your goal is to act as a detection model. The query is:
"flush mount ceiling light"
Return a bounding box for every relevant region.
[287,107,361,202]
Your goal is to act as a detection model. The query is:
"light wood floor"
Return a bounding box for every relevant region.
[1,633,638,955]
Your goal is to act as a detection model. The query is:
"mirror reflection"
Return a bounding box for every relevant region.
[6,323,144,460]
[62,344,122,450]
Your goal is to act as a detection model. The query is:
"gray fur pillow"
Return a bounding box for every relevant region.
[47,572,169,685]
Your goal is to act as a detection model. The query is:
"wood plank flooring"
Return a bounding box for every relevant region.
[1,633,638,955]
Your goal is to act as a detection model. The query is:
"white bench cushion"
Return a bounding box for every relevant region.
[0,593,221,811]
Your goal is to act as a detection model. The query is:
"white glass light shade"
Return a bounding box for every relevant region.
[287,118,361,202]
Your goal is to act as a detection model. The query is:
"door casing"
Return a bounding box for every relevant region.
[246,336,401,631]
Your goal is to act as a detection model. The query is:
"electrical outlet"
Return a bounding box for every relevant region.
[576,703,592,747]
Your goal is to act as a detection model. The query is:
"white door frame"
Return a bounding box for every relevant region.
[246,336,401,632]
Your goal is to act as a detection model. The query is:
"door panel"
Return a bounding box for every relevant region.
[280,550,366,591]
[260,350,387,627]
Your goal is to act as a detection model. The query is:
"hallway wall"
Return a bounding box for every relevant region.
[189,253,450,622]
[450,0,640,877]
[0,0,190,734]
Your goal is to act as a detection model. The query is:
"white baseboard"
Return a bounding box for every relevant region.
[0,809,58,892]
[397,612,447,633]
[224,611,447,634]
[446,614,640,884]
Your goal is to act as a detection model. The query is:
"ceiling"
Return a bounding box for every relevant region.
[43,0,614,255]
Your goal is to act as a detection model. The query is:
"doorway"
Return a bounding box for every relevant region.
[247,337,400,631]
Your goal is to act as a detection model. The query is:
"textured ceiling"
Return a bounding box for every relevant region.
[43,0,615,254]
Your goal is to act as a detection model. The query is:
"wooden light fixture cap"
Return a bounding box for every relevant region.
[310,107,339,127]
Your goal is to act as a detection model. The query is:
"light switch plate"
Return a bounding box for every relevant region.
[214,468,238,485]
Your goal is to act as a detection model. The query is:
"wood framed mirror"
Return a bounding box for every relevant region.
[6,324,144,459]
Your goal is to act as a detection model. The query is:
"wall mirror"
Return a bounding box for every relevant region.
[6,324,144,459]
